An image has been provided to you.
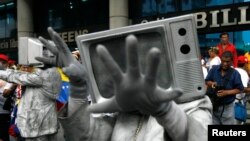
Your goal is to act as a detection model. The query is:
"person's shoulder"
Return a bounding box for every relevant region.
[215,56,221,59]
[213,56,221,62]
[234,68,246,75]
[234,67,246,72]
[41,67,61,80]
[211,65,220,70]
[235,67,240,72]
[231,67,241,75]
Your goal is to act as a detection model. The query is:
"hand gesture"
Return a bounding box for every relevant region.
[35,27,86,85]
[88,35,182,116]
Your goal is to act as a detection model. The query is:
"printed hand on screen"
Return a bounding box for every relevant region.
[35,27,86,85]
[88,35,183,116]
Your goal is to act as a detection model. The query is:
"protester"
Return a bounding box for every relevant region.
[206,46,221,71]
[0,59,62,140]
[217,32,238,68]
[0,53,11,141]
[205,51,243,125]
[8,65,35,141]
[235,56,249,124]
[244,52,250,76]
[36,27,212,141]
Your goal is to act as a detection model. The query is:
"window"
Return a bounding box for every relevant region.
[181,0,247,11]
[33,0,109,32]
[0,9,6,38]
[0,1,16,39]
[234,30,250,55]
[182,0,206,11]
[142,0,177,16]
[206,0,234,7]
[206,0,248,6]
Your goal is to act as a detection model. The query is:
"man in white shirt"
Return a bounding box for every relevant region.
[235,55,249,124]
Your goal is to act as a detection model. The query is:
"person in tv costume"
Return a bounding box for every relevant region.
[0,57,61,140]
[36,27,212,141]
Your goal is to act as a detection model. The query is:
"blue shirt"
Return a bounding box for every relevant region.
[205,65,243,104]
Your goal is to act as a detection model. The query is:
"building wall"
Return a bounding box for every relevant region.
[1,0,250,62]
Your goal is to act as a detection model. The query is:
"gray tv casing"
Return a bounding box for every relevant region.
[76,14,205,104]
[18,37,54,66]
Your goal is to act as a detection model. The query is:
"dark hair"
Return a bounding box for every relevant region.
[220,32,229,38]
[221,51,233,60]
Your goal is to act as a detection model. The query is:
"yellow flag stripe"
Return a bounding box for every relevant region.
[57,68,69,82]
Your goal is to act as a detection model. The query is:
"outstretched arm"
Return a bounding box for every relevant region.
[36,27,94,140]
[88,35,190,141]
[37,27,89,115]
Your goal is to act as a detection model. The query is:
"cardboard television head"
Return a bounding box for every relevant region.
[18,37,54,67]
[76,14,205,104]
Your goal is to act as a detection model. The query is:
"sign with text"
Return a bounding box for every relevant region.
[133,2,250,34]
[37,24,109,47]
[0,38,18,50]
[208,125,250,140]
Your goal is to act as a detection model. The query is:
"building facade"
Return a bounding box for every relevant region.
[0,0,250,62]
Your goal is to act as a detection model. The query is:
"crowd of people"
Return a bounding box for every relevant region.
[0,27,212,141]
[202,32,250,125]
[0,28,249,141]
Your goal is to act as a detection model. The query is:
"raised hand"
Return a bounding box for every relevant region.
[88,35,183,116]
[35,27,86,85]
